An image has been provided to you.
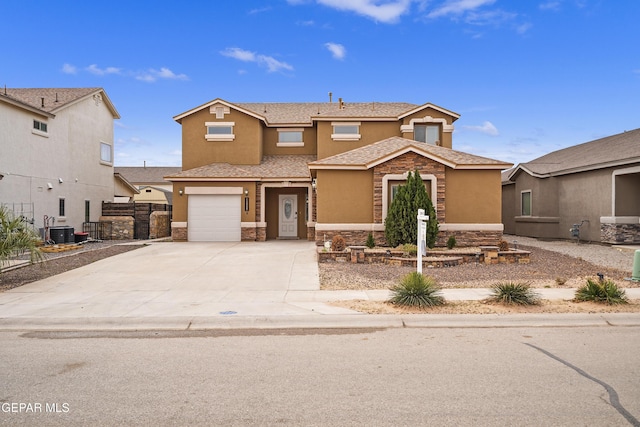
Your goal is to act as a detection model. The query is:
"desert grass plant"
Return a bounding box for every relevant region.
[487,282,540,306]
[401,243,418,256]
[388,272,445,308]
[575,278,628,305]
[0,206,43,272]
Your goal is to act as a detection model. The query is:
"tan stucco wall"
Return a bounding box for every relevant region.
[315,169,374,223]
[445,168,502,223]
[172,181,256,224]
[262,127,317,156]
[181,107,263,169]
[316,121,401,159]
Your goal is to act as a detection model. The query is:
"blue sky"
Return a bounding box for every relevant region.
[2,0,638,167]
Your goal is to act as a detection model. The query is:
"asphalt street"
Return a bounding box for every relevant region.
[1,326,639,426]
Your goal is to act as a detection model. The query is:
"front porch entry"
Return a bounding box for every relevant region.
[278,194,298,238]
[263,185,312,240]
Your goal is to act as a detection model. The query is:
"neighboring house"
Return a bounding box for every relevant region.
[114,166,181,203]
[0,87,120,234]
[167,98,512,245]
[502,128,640,243]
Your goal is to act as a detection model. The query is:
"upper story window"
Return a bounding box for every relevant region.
[100,142,113,164]
[414,124,440,145]
[521,190,532,216]
[331,122,361,141]
[277,128,304,147]
[205,122,235,141]
[32,119,48,137]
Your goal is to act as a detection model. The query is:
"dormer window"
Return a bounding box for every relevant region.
[277,128,304,147]
[32,119,48,137]
[331,122,361,141]
[205,122,235,141]
[414,124,440,145]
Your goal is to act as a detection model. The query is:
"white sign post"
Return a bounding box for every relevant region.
[417,208,429,274]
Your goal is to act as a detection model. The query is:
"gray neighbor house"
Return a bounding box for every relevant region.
[502,128,640,244]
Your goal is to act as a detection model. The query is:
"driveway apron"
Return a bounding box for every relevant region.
[0,241,348,322]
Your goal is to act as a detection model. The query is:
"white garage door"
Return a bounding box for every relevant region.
[188,194,241,242]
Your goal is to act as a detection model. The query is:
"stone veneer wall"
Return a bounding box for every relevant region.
[241,227,257,241]
[149,211,171,239]
[99,216,134,240]
[316,228,501,247]
[601,223,640,244]
[373,152,446,223]
[171,225,187,241]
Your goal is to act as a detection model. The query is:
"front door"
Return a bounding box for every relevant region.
[278,194,297,238]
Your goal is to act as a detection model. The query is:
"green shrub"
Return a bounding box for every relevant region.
[446,235,456,250]
[331,235,346,252]
[366,232,375,249]
[402,243,417,256]
[487,282,540,305]
[575,278,628,305]
[388,272,445,308]
[384,170,438,248]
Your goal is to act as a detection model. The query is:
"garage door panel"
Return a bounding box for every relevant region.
[188,195,241,242]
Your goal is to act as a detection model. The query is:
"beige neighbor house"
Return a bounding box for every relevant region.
[114,166,181,204]
[167,98,512,246]
[0,87,126,235]
[502,128,640,244]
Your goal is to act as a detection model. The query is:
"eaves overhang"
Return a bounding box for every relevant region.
[398,103,460,121]
[0,95,55,118]
[173,98,266,124]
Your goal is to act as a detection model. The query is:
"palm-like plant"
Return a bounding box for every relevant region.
[575,278,628,305]
[487,282,540,305]
[0,206,44,272]
[388,272,445,307]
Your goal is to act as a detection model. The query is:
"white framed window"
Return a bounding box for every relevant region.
[331,122,361,141]
[205,122,235,141]
[414,124,440,145]
[277,128,304,147]
[32,119,48,137]
[100,142,112,164]
[521,190,532,216]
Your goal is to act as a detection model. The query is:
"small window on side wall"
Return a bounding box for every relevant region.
[331,122,361,141]
[59,198,66,217]
[100,142,112,164]
[521,191,531,216]
[205,122,235,141]
[32,119,48,137]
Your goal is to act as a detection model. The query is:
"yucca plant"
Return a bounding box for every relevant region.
[575,278,628,305]
[388,272,445,308]
[487,282,540,305]
[0,206,43,272]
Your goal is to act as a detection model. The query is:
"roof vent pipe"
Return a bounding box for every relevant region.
[55,93,59,103]
[328,92,332,103]
[41,97,45,107]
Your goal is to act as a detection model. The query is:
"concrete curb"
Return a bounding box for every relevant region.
[1,313,639,331]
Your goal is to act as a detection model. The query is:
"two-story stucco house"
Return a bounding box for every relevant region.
[0,87,121,234]
[167,98,512,246]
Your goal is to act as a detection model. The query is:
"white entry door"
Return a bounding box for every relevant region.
[278,194,297,238]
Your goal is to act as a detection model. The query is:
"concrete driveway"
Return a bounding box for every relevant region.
[0,241,367,328]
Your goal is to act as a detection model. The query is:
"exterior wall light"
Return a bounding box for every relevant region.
[244,189,250,212]
[178,189,184,196]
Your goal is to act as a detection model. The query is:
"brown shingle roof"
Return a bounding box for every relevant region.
[174,99,459,126]
[115,167,182,184]
[166,155,315,181]
[0,88,119,118]
[308,137,512,170]
[515,128,640,177]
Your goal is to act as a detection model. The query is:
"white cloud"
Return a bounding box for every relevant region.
[221,47,293,73]
[325,42,346,59]
[61,63,77,74]
[86,64,121,76]
[464,121,499,136]
[136,67,189,83]
[427,0,496,19]
[539,1,561,11]
[291,0,412,23]
[516,22,532,34]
